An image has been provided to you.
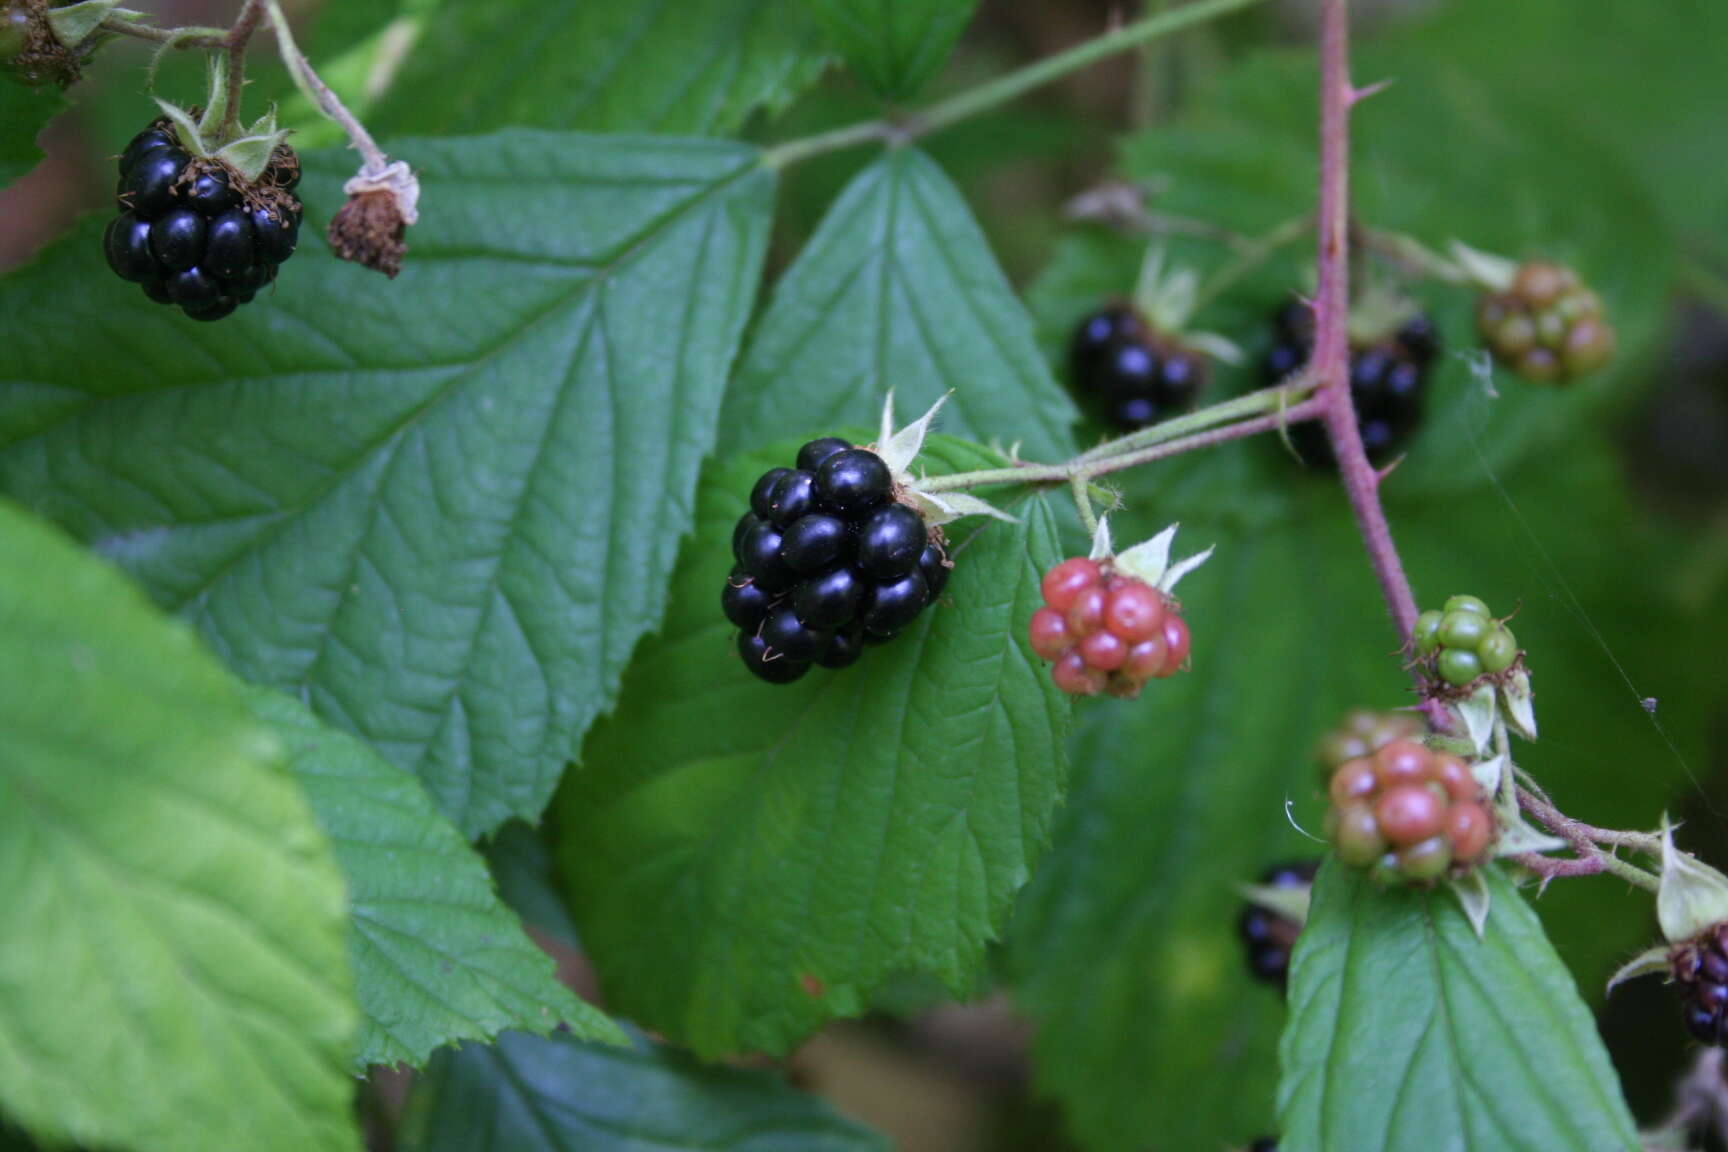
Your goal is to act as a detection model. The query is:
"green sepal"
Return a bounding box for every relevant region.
[1657,817,1728,945]
[213,108,289,183]
[152,98,206,154]
[43,0,123,48]
[1604,943,1672,995]
[1449,869,1492,938]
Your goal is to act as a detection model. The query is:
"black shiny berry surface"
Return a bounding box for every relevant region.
[103,121,303,321]
[1262,300,1438,468]
[1068,303,1210,431]
[1238,858,1318,992]
[725,439,948,683]
[1675,924,1728,1046]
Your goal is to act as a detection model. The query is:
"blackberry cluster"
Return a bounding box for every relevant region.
[1316,708,1426,775]
[103,121,302,321]
[1238,859,1317,991]
[1412,594,1519,689]
[1262,300,1439,467]
[725,438,950,684]
[1477,261,1615,384]
[1248,1140,1279,1152]
[1028,557,1189,698]
[1672,924,1728,1046]
[1326,740,1493,883]
[1068,304,1208,431]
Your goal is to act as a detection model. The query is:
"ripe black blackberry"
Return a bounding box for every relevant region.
[724,439,950,684]
[103,119,303,321]
[1261,300,1438,468]
[1672,924,1728,1046]
[1068,303,1209,431]
[1238,859,1318,991]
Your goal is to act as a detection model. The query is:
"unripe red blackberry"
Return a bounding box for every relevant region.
[1315,708,1426,774]
[1671,924,1728,1046]
[1325,740,1494,882]
[1068,303,1210,431]
[1477,261,1615,384]
[725,438,948,683]
[1238,859,1317,992]
[104,119,303,321]
[1030,558,1186,698]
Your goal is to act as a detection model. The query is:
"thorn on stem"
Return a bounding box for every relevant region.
[1348,78,1395,106]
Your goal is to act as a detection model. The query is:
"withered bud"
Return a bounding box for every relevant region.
[327,160,419,279]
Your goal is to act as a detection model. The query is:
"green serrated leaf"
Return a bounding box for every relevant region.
[557,435,1072,1057]
[370,0,828,137]
[398,1029,887,1152]
[1278,861,1639,1152]
[243,688,624,1069]
[807,0,976,100]
[0,500,359,1152]
[720,147,1079,462]
[0,130,774,839]
[0,84,63,192]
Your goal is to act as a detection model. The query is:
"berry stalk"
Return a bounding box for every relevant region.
[1309,0,1426,683]
[762,0,1273,170]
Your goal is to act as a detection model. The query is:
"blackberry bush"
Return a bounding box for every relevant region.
[1476,260,1615,384]
[1325,739,1494,883]
[1068,302,1210,431]
[1262,298,1438,467]
[725,438,950,683]
[103,119,303,321]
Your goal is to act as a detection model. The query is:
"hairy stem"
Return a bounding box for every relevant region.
[218,0,266,138]
[264,0,388,170]
[1311,0,1423,661]
[100,16,226,47]
[925,399,1330,492]
[764,0,1268,169]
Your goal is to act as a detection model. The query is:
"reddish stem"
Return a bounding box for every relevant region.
[1311,0,1422,656]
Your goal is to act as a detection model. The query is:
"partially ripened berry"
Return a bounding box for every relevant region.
[1263,299,1438,468]
[104,120,303,320]
[1477,260,1616,384]
[1325,740,1493,883]
[1068,303,1210,431]
[1412,593,1520,691]
[1315,708,1426,773]
[1238,859,1317,992]
[1030,557,1187,698]
[725,439,946,682]
[1673,925,1728,1046]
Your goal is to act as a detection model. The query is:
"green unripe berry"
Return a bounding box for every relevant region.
[1413,609,1444,655]
[1438,647,1483,687]
[1535,309,1569,351]
[1479,627,1518,674]
[1396,835,1454,882]
[1437,609,1490,650]
[1334,803,1387,868]
[1442,595,1489,615]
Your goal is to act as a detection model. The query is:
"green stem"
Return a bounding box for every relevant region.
[1077,373,1315,463]
[918,393,1327,494]
[763,0,1269,169]
[1069,473,1098,535]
